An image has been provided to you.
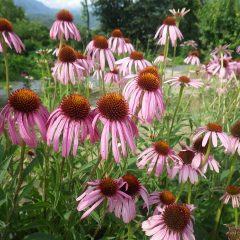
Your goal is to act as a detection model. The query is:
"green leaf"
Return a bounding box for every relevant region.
[23,232,56,240]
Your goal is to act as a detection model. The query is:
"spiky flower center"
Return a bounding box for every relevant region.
[207,122,222,132]
[130,51,144,60]
[60,94,90,120]
[110,69,119,74]
[154,140,170,156]
[230,121,240,138]
[163,16,176,26]
[59,46,77,63]
[178,150,194,165]
[93,36,108,49]
[179,76,190,83]
[139,66,160,78]
[226,185,240,195]
[57,9,73,22]
[138,73,160,91]
[124,38,131,43]
[121,174,140,196]
[163,204,191,232]
[0,18,13,32]
[111,29,123,38]
[159,191,176,205]
[97,93,129,121]
[9,89,40,113]
[223,59,229,68]
[99,178,118,197]
[192,137,208,154]
[75,51,86,59]
[190,50,200,57]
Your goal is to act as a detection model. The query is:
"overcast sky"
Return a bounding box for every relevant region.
[38,0,81,9]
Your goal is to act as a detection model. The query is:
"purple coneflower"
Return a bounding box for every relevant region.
[211,44,232,57]
[0,18,25,53]
[93,67,105,81]
[180,40,198,49]
[184,50,200,65]
[227,120,240,155]
[220,185,240,208]
[52,45,85,85]
[0,89,49,147]
[169,8,190,18]
[165,75,203,88]
[155,16,183,47]
[75,51,92,74]
[85,35,115,71]
[153,53,172,65]
[76,178,131,219]
[47,94,99,157]
[50,9,81,41]
[115,51,152,76]
[137,139,181,177]
[142,204,195,240]
[108,29,125,55]
[93,93,138,163]
[104,69,121,84]
[123,66,165,124]
[123,38,135,54]
[236,46,240,54]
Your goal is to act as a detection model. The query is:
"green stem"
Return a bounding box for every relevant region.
[176,182,185,202]
[187,182,192,204]
[235,208,238,226]
[127,223,133,240]
[201,141,211,168]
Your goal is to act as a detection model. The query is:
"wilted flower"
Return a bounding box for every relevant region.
[36,48,52,55]
[220,185,240,208]
[184,50,200,65]
[169,8,190,18]
[180,40,198,49]
[165,75,203,88]
[211,44,232,57]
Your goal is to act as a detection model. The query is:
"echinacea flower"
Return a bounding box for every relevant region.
[52,45,85,85]
[169,8,190,18]
[227,120,240,155]
[75,51,92,74]
[93,93,138,163]
[76,178,131,219]
[85,35,115,71]
[93,67,105,81]
[200,62,212,80]
[108,29,125,55]
[220,185,240,208]
[0,88,49,147]
[123,38,135,54]
[236,46,240,54]
[155,16,183,47]
[184,50,200,65]
[47,94,99,157]
[165,75,203,88]
[193,122,229,148]
[123,66,165,124]
[211,44,232,57]
[153,54,172,65]
[180,40,198,49]
[104,69,121,84]
[0,18,25,53]
[142,204,195,240]
[137,139,181,177]
[50,9,81,41]
[115,51,152,76]
[109,173,149,223]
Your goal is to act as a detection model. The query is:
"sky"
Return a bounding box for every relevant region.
[38,0,81,9]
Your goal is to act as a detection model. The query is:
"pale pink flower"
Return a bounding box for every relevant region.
[104,69,121,84]
[180,40,198,49]
[108,29,125,55]
[193,122,229,148]
[184,50,200,65]
[47,94,99,157]
[236,46,240,54]
[76,178,131,219]
[0,18,25,53]
[200,62,212,80]
[75,51,92,74]
[142,204,195,240]
[93,93,138,163]
[155,16,183,47]
[0,89,49,147]
[123,66,165,124]
[226,120,240,155]
[123,38,135,54]
[153,54,172,65]
[220,185,240,208]
[115,51,152,76]
[85,35,115,71]
[50,9,81,41]
[93,67,105,81]
[211,44,232,57]
[165,75,203,88]
[137,140,181,177]
[169,8,190,18]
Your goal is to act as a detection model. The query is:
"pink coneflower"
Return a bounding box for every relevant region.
[227,121,240,155]
[0,89,49,147]
[104,69,121,84]
[50,9,81,41]
[236,46,240,54]
[85,35,115,71]
[47,94,99,157]
[169,8,190,18]
[0,18,25,53]
[142,204,195,240]
[184,50,200,65]
[123,66,165,124]
[93,67,105,81]
[165,75,203,88]
[123,38,135,54]
[115,51,152,76]
[180,40,198,49]
[155,16,183,47]
[108,29,125,55]
[220,185,240,208]
[93,93,138,163]
[110,173,149,223]
[193,122,229,148]
[137,139,181,177]
[52,45,85,85]
[76,177,131,219]
[200,62,212,80]
[153,53,172,65]
[211,44,232,57]
[75,51,92,74]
